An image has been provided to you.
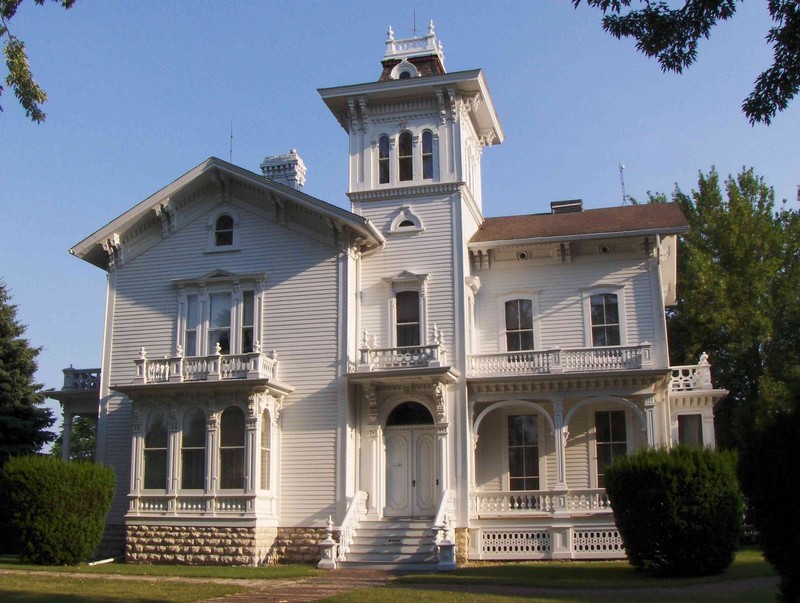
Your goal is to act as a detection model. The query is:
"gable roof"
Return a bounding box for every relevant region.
[470,203,688,249]
[70,157,384,269]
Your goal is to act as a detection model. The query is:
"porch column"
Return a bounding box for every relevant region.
[367,425,383,517]
[436,424,448,497]
[244,397,259,497]
[644,395,657,447]
[167,409,180,498]
[130,409,144,511]
[553,400,567,490]
[61,412,73,461]
[206,409,219,512]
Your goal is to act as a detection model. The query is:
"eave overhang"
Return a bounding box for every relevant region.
[70,157,385,270]
[345,366,460,386]
[112,378,295,399]
[467,369,669,397]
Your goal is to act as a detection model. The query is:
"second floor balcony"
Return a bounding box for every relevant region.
[133,346,280,385]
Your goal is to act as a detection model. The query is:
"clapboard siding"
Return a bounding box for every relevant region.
[564,406,590,488]
[105,191,346,526]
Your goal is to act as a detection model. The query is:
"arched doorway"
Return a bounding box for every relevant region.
[384,401,437,517]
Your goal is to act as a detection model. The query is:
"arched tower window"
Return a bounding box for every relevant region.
[215,214,234,247]
[143,411,168,490]
[398,131,413,181]
[422,130,434,180]
[378,135,390,184]
[220,406,245,489]
[181,408,206,490]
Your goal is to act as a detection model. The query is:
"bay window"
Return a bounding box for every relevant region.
[220,406,245,489]
[143,411,168,490]
[180,408,206,490]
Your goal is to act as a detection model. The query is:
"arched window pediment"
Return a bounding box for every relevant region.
[389,205,424,233]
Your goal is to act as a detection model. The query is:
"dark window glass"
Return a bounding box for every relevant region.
[242,291,255,353]
[386,401,434,426]
[398,131,413,181]
[181,408,206,490]
[398,71,411,79]
[378,136,390,184]
[595,410,627,488]
[215,214,234,246]
[399,219,415,228]
[422,130,433,179]
[185,294,198,356]
[508,415,539,490]
[220,406,245,489]
[144,411,168,490]
[396,291,420,347]
[590,293,621,346]
[678,414,704,448]
[505,299,534,351]
[208,292,231,354]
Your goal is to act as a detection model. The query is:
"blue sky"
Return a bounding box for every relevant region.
[2,1,798,434]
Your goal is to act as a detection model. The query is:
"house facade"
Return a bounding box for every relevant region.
[53,24,725,568]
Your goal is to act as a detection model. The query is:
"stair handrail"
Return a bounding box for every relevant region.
[432,488,455,545]
[337,490,368,561]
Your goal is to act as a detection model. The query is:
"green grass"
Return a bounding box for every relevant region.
[0,555,320,580]
[0,573,247,603]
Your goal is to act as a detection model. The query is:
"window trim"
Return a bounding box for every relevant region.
[388,205,424,234]
[497,293,541,352]
[206,206,241,252]
[581,285,628,348]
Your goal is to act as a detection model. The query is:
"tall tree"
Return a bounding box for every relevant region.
[574,1,800,124]
[50,415,95,461]
[0,282,55,464]
[1,0,76,122]
[665,167,800,446]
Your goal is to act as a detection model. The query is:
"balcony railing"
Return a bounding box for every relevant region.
[670,352,713,392]
[356,326,448,372]
[133,347,280,384]
[128,492,277,517]
[469,344,653,377]
[61,367,101,390]
[472,488,612,517]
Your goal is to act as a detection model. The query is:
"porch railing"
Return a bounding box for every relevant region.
[133,348,280,384]
[469,343,652,377]
[128,492,276,517]
[472,488,612,517]
[337,490,368,561]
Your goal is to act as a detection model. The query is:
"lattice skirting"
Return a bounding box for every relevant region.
[475,526,626,560]
[573,528,625,557]
[480,529,553,559]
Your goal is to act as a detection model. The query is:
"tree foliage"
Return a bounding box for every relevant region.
[1,0,76,122]
[574,1,800,124]
[0,282,55,464]
[50,415,96,461]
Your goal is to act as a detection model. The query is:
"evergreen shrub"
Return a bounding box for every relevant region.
[604,446,742,577]
[0,455,114,564]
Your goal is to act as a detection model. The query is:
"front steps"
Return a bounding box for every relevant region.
[339,519,438,570]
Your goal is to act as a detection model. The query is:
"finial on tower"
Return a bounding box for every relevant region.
[387,25,394,41]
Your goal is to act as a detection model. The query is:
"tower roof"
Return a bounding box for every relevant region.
[378,20,446,81]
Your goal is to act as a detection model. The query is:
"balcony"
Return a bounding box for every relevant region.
[133,347,280,384]
[670,352,714,392]
[468,344,653,378]
[61,367,101,390]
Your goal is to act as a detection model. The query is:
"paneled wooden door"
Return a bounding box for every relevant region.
[384,426,437,517]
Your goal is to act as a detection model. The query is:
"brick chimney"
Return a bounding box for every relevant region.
[260,149,307,190]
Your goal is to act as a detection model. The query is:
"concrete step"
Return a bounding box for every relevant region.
[348,543,435,555]
[344,551,437,564]
[358,520,432,530]
[355,528,433,539]
[349,536,435,547]
[338,560,439,571]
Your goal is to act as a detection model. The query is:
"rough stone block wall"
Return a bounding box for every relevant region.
[455,527,469,564]
[269,527,327,564]
[126,524,276,566]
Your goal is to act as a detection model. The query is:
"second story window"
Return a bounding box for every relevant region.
[590,293,621,346]
[378,135,390,184]
[208,292,232,354]
[422,130,434,179]
[396,290,421,347]
[505,299,534,351]
[398,131,413,181]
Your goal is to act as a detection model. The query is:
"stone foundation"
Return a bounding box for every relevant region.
[269,527,328,564]
[126,524,277,566]
[455,527,469,565]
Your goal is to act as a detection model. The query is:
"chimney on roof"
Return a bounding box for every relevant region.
[550,199,583,214]
[260,149,307,190]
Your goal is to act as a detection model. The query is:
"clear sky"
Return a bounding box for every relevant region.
[2,1,798,436]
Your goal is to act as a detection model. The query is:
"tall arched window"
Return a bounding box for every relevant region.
[378,135,390,184]
[422,130,434,180]
[260,410,271,490]
[215,214,234,247]
[181,408,206,490]
[398,131,413,181]
[220,406,245,489]
[143,411,168,490]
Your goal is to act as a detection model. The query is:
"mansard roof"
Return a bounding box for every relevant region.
[70,157,384,269]
[470,203,688,248]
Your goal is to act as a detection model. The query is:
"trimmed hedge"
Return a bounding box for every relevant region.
[0,455,114,564]
[605,446,742,576]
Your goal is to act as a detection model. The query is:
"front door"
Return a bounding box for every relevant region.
[385,426,437,517]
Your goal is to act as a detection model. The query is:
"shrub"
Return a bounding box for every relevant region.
[739,407,800,602]
[605,446,742,577]
[0,455,114,564]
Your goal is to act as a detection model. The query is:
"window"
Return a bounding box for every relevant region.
[260,410,271,490]
[208,292,232,354]
[215,215,234,247]
[378,135,390,184]
[595,410,627,488]
[508,415,539,491]
[422,130,434,179]
[220,406,245,489]
[241,291,255,353]
[396,290,421,347]
[184,294,199,356]
[398,131,413,181]
[181,408,206,490]
[143,411,168,490]
[590,293,621,346]
[505,299,534,351]
[678,414,703,448]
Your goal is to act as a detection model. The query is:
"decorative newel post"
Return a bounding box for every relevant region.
[436,516,457,571]
[318,515,338,569]
[697,351,712,389]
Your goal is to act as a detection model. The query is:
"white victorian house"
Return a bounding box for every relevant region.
[51,23,725,568]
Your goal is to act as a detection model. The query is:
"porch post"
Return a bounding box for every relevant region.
[61,412,73,461]
[167,408,180,498]
[436,424,448,497]
[367,425,383,518]
[553,399,567,490]
[644,395,656,447]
